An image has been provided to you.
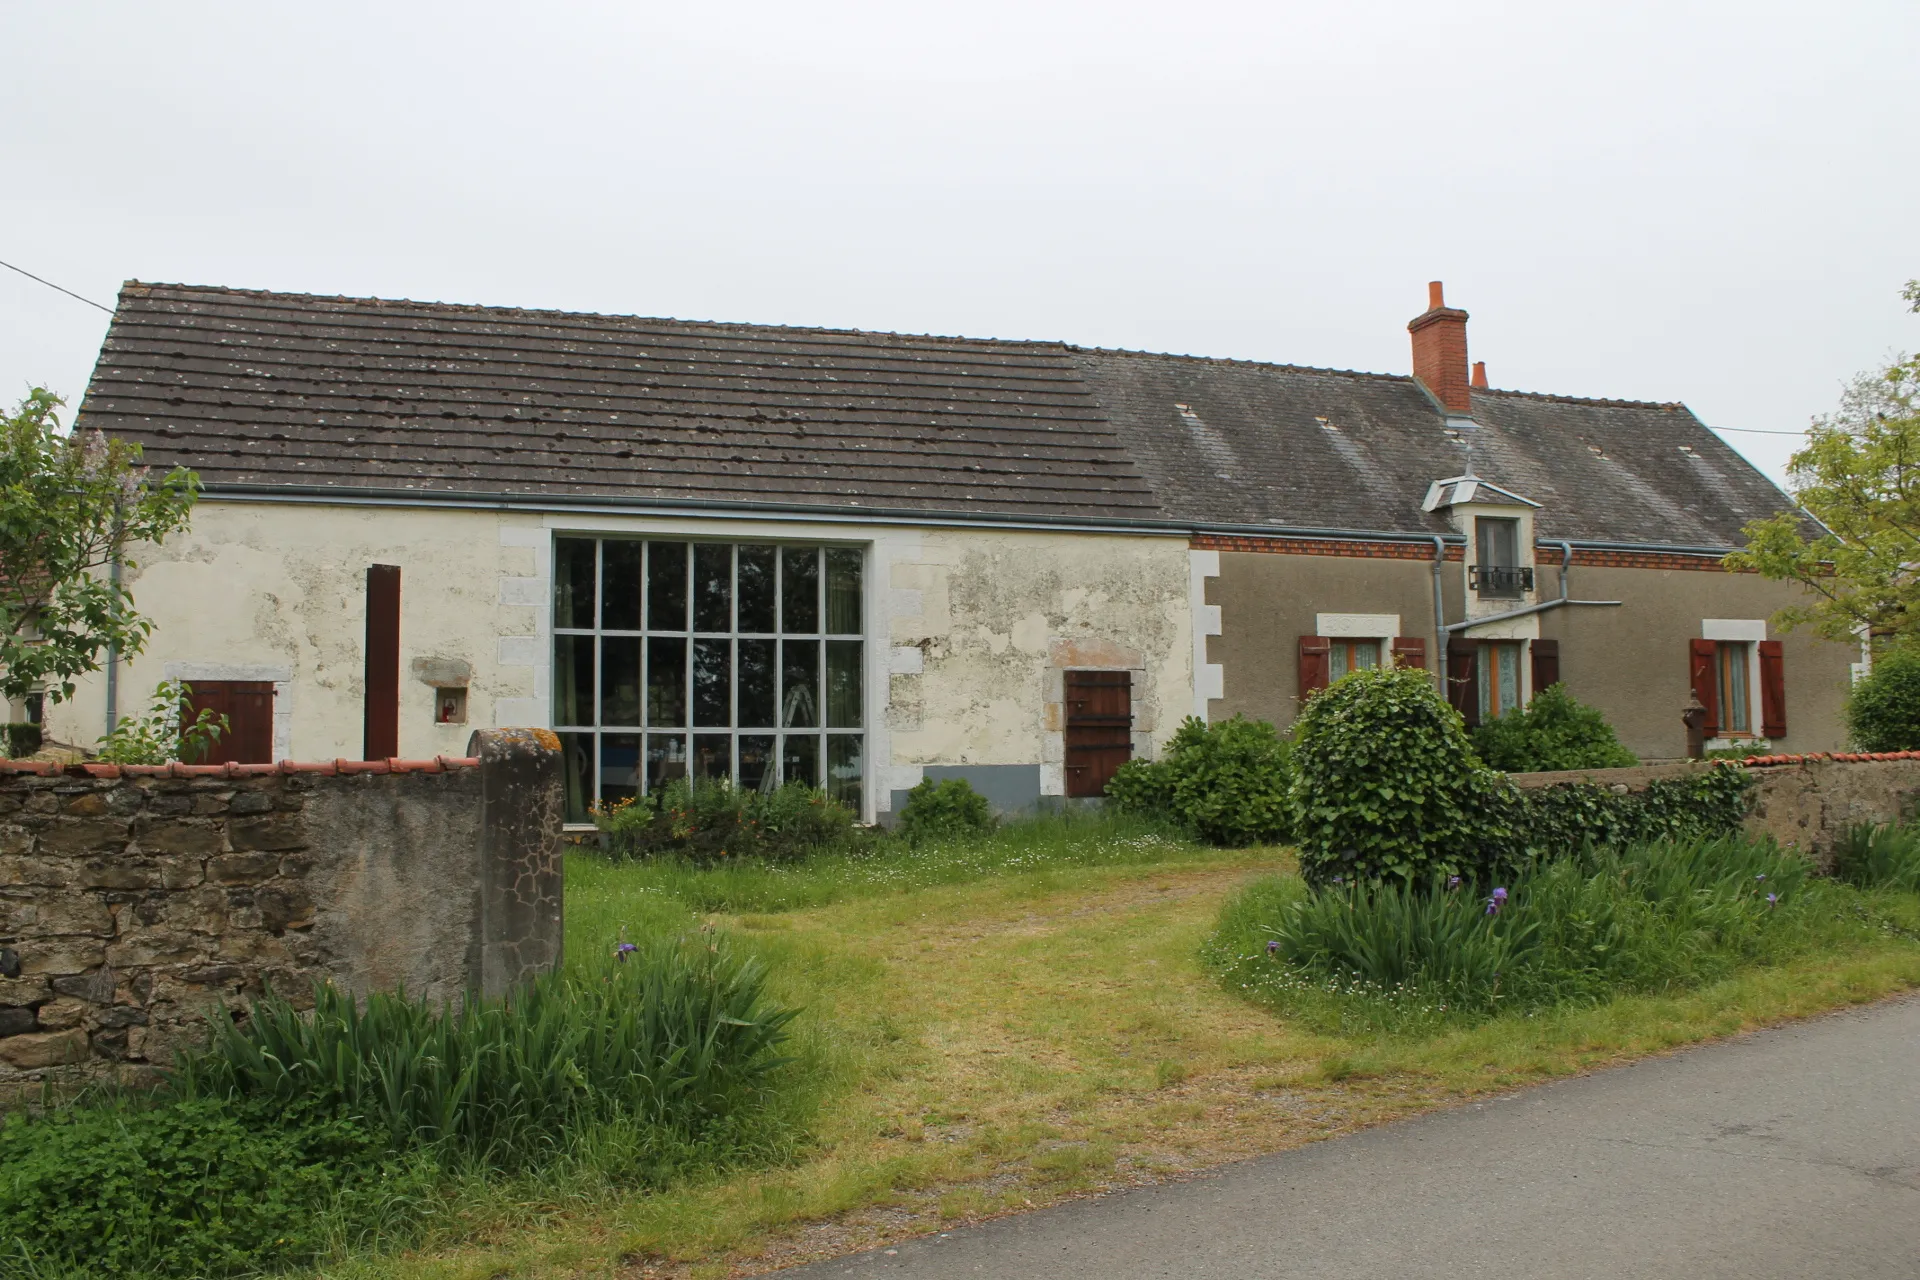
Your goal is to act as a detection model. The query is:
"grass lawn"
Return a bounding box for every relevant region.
[327,818,1920,1280]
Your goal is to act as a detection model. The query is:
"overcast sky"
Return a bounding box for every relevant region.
[3,1,1914,487]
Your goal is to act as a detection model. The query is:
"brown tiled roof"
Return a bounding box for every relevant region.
[77,283,1163,521]
[78,282,1802,548]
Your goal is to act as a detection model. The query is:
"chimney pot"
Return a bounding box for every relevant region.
[1471,361,1488,389]
[1408,281,1472,414]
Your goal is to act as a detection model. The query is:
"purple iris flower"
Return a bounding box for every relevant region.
[1486,886,1508,916]
[1266,939,1280,956]
[1766,893,1779,907]
[1447,876,1462,890]
[616,942,638,961]
[1755,874,1766,882]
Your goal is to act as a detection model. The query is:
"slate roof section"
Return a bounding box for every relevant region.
[77,283,1163,521]
[1069,348,1797,547]
[78,282,1801,548]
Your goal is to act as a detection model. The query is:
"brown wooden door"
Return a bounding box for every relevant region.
[182,681,275,764]
[1064,670,1132,799]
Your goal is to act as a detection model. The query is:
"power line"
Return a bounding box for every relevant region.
[0,257,113,314]
[1712,426,1809,436]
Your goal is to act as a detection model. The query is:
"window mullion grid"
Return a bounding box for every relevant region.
[816,546,825,777]
[591,538,604,810]
[681,541,692,773]
[729,544,740,787]
[773,546,785,784]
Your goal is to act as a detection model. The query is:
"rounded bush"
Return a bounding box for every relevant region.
[1470,683,1637,772]
[898,777,996,841]
[1105,715,1291,846]
[1289,665,1508,886]
[1846,646,1920,751]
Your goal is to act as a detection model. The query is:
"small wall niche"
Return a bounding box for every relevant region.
[414,656,473,727]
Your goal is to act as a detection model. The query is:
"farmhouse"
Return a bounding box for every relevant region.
[38,281,1852,821]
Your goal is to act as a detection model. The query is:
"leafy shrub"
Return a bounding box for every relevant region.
[170,938,800,1178]
[595,778,857,864]
[2,722,38,758]
[1471,683,1637,772]
[0,1096,431,1279]
[1833,821,1920,892]
[1510,764,1752,859]
[1289,666,1511,886]
[1846,646,1920,751]
[95,680,228,765]
[897,777,995,841]
[1105,715,1292,846]
[1215,834,1820,1025]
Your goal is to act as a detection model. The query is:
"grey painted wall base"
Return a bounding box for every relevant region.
[888,764,1044,824]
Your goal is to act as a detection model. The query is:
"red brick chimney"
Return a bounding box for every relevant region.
[1408,281,1471,414]
[1471,361,1488,389]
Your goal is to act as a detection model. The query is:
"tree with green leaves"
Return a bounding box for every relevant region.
[1,389,199,705]
[1724,281,1920,643]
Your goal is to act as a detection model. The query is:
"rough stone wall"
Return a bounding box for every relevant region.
[1509,757,1920,869]
[0,731,564,1099]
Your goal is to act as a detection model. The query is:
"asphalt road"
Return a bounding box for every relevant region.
[774,995,1920,1279]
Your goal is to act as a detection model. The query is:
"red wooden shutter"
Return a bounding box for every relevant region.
[1063,670,1132,798]
[1298,636,1331,700]
[182,682,275,764]
[1447,637,1481,727]
[1759,640,1786,739]
[364,564,401,760]
[1391,637,1427,670]
[1530,638,1560,694]
[1689,638,1720,737]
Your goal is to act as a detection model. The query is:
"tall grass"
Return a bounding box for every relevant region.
[1834,821,1920,892]
[1211,835,1866,1029]
[170,937,802,1180]
[570,808,1214,919]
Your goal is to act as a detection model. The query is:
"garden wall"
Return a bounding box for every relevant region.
[1510,753,1920,869]
[0,727,564,1099]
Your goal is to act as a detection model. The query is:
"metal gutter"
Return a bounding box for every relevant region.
[1429,535,1448,688]
[191,483,1750,559]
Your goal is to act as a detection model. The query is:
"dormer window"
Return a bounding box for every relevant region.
[1471,517,1532,598]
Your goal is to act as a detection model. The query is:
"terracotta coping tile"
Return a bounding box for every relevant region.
[0,756,479,777]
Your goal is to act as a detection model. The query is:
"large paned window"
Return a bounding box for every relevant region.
[553,538,864,822]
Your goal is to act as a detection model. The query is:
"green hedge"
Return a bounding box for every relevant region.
[1506,765,1752,860]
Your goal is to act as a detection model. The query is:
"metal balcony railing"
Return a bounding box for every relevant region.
[1470,564,1534,597]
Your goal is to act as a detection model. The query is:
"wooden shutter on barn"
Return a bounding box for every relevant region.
[182,681,275,764]
[1530,638,1560,694]
[1298,636,1331,701]
[1689,638,1720,737]
[364,564,401,760]
[1391,637,1426,670]
[1063,670,1133,799]
[1759,640,1787,739]
[1447,637,1481,727]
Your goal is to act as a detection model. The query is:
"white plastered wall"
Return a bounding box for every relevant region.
[48,501,1194,821]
